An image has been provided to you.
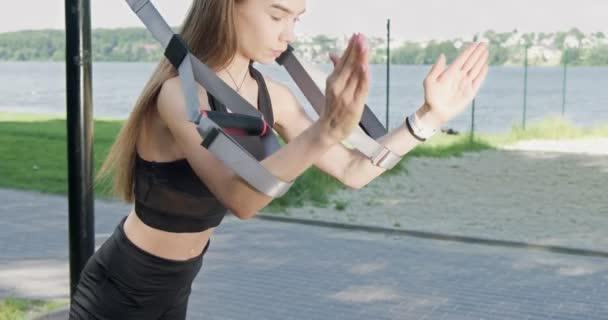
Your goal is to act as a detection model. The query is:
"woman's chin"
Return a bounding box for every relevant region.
[254,55,278,65]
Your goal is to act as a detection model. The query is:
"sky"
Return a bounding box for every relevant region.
[0,0,606,41]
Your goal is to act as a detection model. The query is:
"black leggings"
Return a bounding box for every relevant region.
[69,216,209,320]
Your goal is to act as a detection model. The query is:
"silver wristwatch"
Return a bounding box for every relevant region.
[406,112,438,141]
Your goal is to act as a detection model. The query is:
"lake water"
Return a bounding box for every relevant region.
[0,61,606,133]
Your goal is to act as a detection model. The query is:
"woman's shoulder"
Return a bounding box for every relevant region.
[159,75,188,97]
[156,75,184,104]
[257,72,307,128]
[260,73,298,107]
[158,75,209,112]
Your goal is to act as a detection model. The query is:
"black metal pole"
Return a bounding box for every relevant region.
[386,19,390,130]
[65,0,94,297]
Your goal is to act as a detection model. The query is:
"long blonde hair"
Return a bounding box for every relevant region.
[97,0,242,202]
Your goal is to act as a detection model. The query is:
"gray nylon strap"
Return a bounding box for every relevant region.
[126,0,262,120]
[187,55,282,156]
[277,49,402,170]
[277,47,388,139]
[126,0,173,47]
[126,0,292,197]
[196,122,293,197]
[177,56,201,122]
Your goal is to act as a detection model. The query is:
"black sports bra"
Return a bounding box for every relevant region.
[133,65,274,233]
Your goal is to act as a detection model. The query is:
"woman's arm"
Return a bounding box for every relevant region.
[336,103,442,189]
[157,80,332,218]
[157,33,370,219]
[270,81,436,189]
[272,42,489,189]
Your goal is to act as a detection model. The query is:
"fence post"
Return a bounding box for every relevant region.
[386,19,391,129]
[561,48,568,117]
[470,34,478,141]
[523,43,529,129]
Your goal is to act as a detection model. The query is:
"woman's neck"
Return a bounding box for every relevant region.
[216,53,251,91]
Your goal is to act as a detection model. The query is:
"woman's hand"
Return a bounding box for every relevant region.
[319,33,370,143]
[422,42,490,126]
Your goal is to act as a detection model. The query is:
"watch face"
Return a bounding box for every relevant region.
[410,115,436,139]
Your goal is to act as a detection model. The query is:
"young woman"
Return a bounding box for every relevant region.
[69,0,489,319]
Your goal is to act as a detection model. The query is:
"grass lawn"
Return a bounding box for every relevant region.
[0,297,68,320]
[1,112,606,211]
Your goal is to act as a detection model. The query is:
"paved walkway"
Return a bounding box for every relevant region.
[1,189,607,320]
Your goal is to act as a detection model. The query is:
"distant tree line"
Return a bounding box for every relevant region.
[1,28,606,66]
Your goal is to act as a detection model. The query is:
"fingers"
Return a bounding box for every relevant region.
[467,49,489,80]
[329,52,340,67]
[472,63,489,92]
[442,42,478,78]
[333,34,364,90]
[343,35,369,98]
[343,36,369,101]
[353,62,370,108]
[462,43,487,74]
[453,42,479,70]
[332,34,357,74]
[321,34,371,142]
[427,54,447,81]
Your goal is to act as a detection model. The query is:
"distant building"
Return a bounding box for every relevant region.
[527,45,561,65]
